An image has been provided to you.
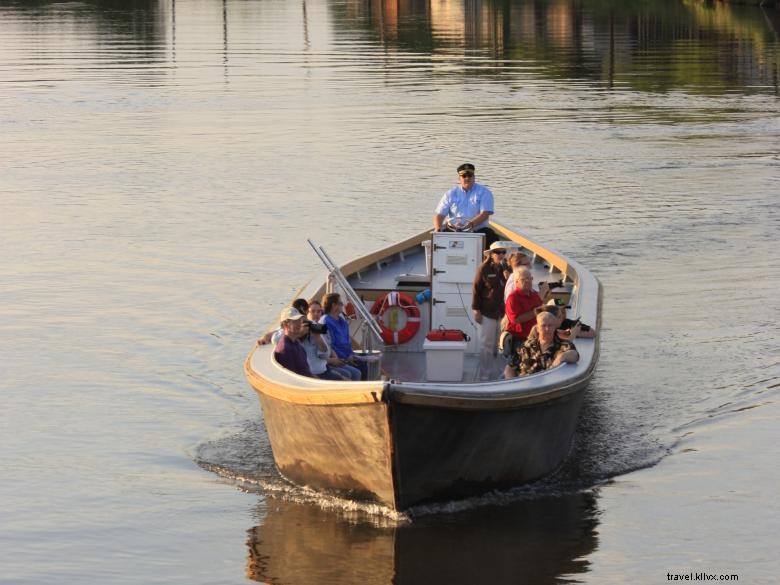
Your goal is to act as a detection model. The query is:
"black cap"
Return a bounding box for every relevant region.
[457,163,475,175]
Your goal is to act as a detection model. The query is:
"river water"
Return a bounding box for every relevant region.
[1,0,779,583]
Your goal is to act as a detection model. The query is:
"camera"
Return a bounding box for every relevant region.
[304,320,328,335]
[539,279,564,289]
[564,318,591,332]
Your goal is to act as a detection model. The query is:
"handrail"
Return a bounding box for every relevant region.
[307,240,384,346]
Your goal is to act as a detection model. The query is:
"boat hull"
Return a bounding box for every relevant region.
[387,385,587,509]
[257,391,397,507]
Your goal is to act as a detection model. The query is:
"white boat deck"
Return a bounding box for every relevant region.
[379,350,506,384]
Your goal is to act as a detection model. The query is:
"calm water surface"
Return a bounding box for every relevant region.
[1,0,779,583]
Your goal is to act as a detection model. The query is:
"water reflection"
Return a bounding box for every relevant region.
[246,492,600,585]
[0,0,168,41]
[3,0,777,94]
[337,0,780,93]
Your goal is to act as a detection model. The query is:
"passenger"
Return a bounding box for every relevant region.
[320,292,366,380]
[292,297,309,316]
[307,300,360,381]
[526,303,562,342]
[257,298,309,346]
[528,301,596,343]
[472,241,508,380]
[504,267,546,345]
[294,304,347,380]
[505,311,579,378]
[273,307,313,377]
[433,163,499,247]
[549,299,597,339]
[503,253,533,300]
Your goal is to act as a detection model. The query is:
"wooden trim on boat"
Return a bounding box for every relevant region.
[490,220,572,279]
[244,347,386,406]
[337,230,432,279]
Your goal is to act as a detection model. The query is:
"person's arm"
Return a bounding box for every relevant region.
[472,265,485,323]
[312,332,329,358]
[537,281,551,302]
[506,296,540,337]
[466,210,491,229]
[257,326,282,346]
[572,322,596,338]
[513,292,544,325]
[552,341,579,367]
[257,330,274,345]
[433,191,451,231]
[517,344,534,376]
[561,320,596,340]
[552,349,579,366]
[470,187,494,228]
[513,307,539,325]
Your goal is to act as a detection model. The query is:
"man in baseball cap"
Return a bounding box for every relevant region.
[433,163,499,246]
[273,307,313,377]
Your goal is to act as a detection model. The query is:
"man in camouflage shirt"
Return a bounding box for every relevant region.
[510,311,579,377]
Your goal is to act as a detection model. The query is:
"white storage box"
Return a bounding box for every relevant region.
[422,339,467,382]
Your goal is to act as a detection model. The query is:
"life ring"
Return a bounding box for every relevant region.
[344,302,356,319]
[370,291,421,345]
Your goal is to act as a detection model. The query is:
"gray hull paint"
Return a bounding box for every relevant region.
[388,387,587,509]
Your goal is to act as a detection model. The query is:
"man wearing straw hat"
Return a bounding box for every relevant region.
[472,241,508,380]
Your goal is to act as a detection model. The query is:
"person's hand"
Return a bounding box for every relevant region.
[538,282,551,300]
[569,322,581,340]
[553,350,578,367]
[473,310,483,324]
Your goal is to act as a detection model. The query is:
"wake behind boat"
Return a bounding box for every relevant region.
[244,219,601,511]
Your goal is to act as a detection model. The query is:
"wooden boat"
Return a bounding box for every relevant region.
[244,219,601,511]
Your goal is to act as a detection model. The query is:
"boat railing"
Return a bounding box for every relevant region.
[307,239,384,349]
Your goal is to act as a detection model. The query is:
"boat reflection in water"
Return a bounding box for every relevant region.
[245,491,599,584]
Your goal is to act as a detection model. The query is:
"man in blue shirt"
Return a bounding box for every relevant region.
[433,163,498,246]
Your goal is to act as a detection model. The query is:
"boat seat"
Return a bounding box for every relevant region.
[395,273,430,287]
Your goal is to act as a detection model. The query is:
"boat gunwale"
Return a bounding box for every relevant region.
[245,219,601,409]
[245,346,387,406]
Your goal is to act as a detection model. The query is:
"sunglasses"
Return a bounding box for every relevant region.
[459,172,474,178]
[491,250,506,255]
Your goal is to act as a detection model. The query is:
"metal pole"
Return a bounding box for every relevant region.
[307,240,383,343]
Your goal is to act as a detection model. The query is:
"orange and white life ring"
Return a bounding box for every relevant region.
[344,302,357,319]
[370,291,421,345]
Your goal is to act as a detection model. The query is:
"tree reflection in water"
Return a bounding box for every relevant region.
[337,0,779,94]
